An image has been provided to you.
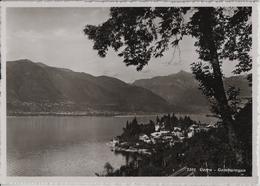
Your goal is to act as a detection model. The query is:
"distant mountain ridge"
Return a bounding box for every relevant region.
[7,59,170,115]
[133,70,251,113]
[7,59,252,115]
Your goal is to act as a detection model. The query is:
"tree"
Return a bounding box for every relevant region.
[104,162,114,175]
[84,7,252,148]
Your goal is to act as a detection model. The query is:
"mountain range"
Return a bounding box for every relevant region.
[7,59,170,115]
[7,59,252,115]
[133,70,251,113]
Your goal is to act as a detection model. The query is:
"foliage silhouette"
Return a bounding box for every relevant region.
[84,6,252,161]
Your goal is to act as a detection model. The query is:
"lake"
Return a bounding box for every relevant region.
[7,114,217,176]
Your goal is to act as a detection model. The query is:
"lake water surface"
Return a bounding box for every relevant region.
[7,114,216,176]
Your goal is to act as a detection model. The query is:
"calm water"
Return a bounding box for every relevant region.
[7,114,216,176]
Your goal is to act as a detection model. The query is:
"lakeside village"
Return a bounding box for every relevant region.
[109,114,218,156]
[103,113,227,176]
[103,106,252,176]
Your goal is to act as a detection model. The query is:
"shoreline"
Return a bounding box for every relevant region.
[7,112,163,117]
[7,112,211,117]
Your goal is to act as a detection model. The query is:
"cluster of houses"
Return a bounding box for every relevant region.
[138,124,200,147]
[110,119,218,155]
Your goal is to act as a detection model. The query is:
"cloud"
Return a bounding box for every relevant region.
[10,27,84,44]
[53,29,68,37]
[12,30,46,42]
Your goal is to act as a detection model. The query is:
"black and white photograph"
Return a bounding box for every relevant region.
[5,5,255,178]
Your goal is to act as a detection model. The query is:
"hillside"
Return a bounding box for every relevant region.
[7,60,251,115]
[7,59,170,115]
[133,70,251,113]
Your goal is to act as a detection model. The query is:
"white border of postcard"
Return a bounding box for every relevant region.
[0,1,259,185]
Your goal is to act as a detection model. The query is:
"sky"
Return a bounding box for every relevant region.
[6,7,238,83]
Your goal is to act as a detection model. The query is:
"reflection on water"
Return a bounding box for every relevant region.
[7,114,216,176]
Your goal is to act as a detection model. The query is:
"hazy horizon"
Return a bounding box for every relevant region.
[7,7,239,83]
